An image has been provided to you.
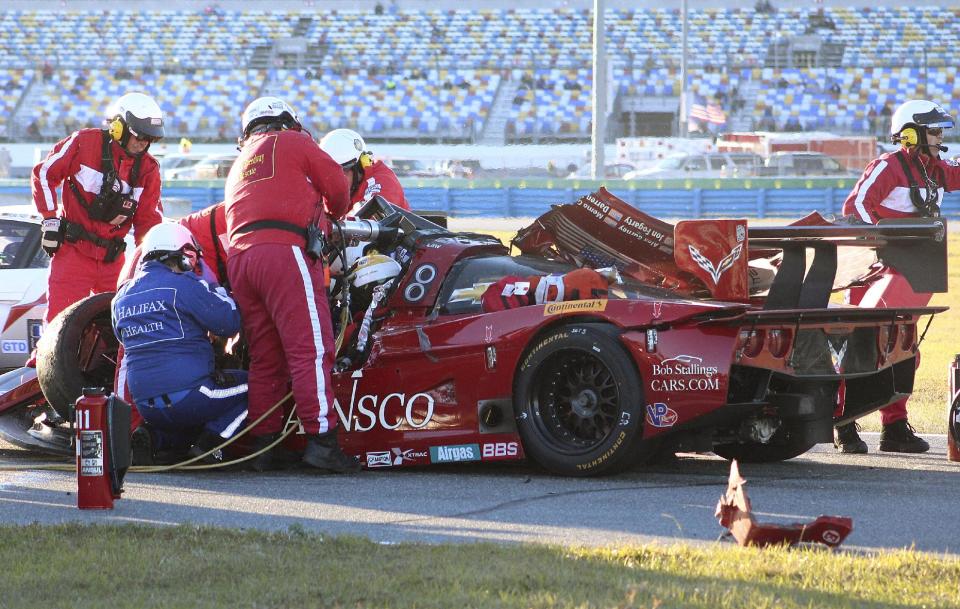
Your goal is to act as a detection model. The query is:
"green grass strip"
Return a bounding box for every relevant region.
[0,524,958,608]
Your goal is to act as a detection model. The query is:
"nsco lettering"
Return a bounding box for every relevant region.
[334,370,436,432]
[430,444,481,463]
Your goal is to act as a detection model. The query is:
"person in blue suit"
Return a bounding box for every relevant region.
[112,222,247,463]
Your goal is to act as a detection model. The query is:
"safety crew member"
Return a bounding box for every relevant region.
[318,128,410,215]
[835,98,960,454]
[225,96,359,473]
[33,92,165,324]
[112,222,247,463]
[179,201,228,286]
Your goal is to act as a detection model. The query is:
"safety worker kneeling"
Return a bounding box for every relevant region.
[111,222,248,464]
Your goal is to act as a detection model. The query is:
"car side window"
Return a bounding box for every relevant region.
[708,157,727,170]
[684,157,707,171]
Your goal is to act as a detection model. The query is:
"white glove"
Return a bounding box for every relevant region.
[41,218,63,256]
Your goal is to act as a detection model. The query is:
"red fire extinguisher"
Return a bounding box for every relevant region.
[75,387,132,509]
[948,355,960,463]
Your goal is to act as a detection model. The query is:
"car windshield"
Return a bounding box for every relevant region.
[0,219,44,269]
[652,156,685,170]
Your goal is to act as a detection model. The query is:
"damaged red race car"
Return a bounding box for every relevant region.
[0,189,948,476]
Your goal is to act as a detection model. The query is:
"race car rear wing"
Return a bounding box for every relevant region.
[513,188,947,310]
[746,217,947,310]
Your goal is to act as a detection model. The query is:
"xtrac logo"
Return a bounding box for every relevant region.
[481,442,518,460]
[645,403,678,428]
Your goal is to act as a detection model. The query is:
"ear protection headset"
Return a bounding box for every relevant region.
[359,152,374,169]
[108,117,125,142]
[898,127,919,147]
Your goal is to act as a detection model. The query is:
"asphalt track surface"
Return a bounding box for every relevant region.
[1,433,958,554]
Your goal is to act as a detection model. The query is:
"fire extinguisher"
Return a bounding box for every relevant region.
[75,387,132,509]
[948,355,960,462]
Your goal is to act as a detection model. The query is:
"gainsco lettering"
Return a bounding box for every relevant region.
[334,370,435,432]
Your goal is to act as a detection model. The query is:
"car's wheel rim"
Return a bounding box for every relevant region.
[531,350,619,452]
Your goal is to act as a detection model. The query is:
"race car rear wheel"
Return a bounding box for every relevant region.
[37,292,118,420]
[514,323,648,476]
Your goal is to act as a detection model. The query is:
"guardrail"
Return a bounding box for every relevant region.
[4,177,960,220]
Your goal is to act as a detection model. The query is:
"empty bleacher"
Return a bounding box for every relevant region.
[1,5,957,142]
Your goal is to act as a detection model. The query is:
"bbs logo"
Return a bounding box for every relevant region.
[482,442,518,459]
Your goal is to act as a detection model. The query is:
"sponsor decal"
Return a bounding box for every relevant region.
[821,529,842,545]
[391,447,429,465]
[619,412,631,426]
[362,177,383,201]
[484,324,494,344]
[430,444,480,463]
[649,354,721,392]
[334,370,436,432]
[828,339,848,374]
[1,340,28,354]
[543,299,607,316]
[688,243,743,285]
[481,442,519,460]
[645,402,679,428]
[366,451,393,468]
[652,301,663,319]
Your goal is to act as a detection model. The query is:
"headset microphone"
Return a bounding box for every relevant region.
[938,144,949,152]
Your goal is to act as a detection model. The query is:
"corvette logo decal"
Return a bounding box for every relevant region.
[688,243,743,285]
[828,339,848,373]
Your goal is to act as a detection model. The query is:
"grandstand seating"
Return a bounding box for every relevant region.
[1,6,958,141]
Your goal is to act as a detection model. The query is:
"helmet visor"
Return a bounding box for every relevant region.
[125,112,165,141]
[911,107,955,130]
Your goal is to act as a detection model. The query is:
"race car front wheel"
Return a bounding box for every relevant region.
[37,292,118,420]
[514,323,648,476]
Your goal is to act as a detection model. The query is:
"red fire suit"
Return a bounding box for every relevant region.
[179,202,228,285]
[32,128,162,322]
[225,130,350,436]
[840,148,960,424]
[348,159,410,215]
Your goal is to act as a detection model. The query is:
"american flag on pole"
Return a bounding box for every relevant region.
[688,94,710,133]
[706,100,727,126]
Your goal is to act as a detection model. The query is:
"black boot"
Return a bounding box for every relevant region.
[130,425,155,466]
[187,431,224,465]
[246,432,282,472]
[245,432,300,471]
[303,430,361,473]
[879,419,930,453]
[834,422,868,454]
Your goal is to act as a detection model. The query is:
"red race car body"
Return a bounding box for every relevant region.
[0,190,948,476]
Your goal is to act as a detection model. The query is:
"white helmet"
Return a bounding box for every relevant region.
[240,96,300,140]
[108,92,164,142]
[890,99,954,137]
[329,242,368,276]
[350,253,401,288]
[141,222,201,270]
[319,128,367,167]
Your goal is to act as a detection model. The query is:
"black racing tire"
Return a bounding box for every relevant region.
[712,427,817,463]
[36,292,118,419]
[513,323,649,477]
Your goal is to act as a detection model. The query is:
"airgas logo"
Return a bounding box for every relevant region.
[430,444,480,463]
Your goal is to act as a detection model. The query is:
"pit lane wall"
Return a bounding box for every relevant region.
[5,177,960,219]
